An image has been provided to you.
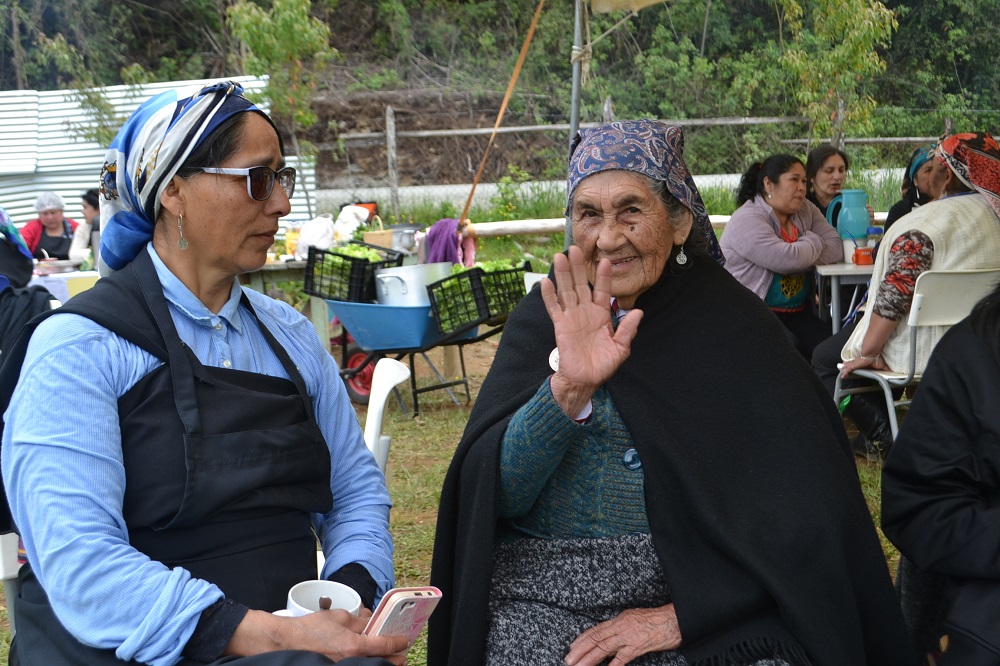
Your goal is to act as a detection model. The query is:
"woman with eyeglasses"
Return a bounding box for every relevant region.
[0,82,405,665]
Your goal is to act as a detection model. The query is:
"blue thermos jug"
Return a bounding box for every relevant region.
[826,189,869,261]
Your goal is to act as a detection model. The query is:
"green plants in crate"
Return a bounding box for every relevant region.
[304,242,403,302]
[428,260,526,335]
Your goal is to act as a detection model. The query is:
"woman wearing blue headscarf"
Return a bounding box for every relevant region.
[0,82,405,665]
[885,146,937,229]
[428,120,916,666]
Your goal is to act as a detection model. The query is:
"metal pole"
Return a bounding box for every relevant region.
[566,0,583,249]
[386,106,400,222]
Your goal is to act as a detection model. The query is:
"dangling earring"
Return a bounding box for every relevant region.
[675,241,688,266]
[177,212,188,251]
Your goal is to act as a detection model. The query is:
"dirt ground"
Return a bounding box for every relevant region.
[355,331,502,407]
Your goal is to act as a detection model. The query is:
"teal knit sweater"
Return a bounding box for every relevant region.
[498,380,650,538]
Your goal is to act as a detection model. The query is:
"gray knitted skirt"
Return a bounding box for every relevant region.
[485,532,797,666]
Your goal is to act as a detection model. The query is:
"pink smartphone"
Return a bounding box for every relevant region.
[363,586,442,646]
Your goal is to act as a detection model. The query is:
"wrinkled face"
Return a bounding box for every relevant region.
[174,113,290,276]
[810,154,847,204]
[913,160,937,200]
[765,163,808,218]
[38,208,64,231]
[570,170,691,309]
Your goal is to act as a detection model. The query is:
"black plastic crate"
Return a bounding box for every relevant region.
[303,242,404,303]
[480,263,528,324]
[427,262,527,336]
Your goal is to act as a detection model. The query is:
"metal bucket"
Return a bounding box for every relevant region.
[374,262,452,306]
[390,224,421,251]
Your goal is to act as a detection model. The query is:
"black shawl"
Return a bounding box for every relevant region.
[0,285,56,355]
[428,256,917,666]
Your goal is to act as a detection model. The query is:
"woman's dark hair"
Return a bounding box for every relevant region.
[805,145,850,192]
[647,178,708,256]
[81,188,99,209]
[174,110,284,180]
[175,113,250,180]
[735,154,803,206]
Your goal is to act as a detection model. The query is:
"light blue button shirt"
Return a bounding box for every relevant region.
[2,244,393,665]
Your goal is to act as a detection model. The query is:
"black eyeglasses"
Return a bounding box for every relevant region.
[197,166,296,201]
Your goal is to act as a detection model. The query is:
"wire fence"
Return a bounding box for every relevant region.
[316,107,1000,219]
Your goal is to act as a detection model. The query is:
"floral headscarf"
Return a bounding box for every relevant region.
[98,81,267,274]
[566,119,724,265]
[937,132,1000,219]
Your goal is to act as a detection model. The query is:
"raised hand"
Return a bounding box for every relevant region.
[540,245,642,417]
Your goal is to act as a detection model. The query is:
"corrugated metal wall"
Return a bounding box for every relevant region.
[0,76,316,226]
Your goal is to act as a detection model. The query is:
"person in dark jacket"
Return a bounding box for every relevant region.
[884,145,936,230]
[428,119,916,666]
[0,205,51,355]
[0,206,33,292]
[882,279,1000,665]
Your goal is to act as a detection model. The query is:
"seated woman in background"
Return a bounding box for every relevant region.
[805,144,849,219]
[19,192,79,260]
[881,280,1000,664]
[806,144,875,231]
[720,154,843,358]
[429,120,916,666]
[811,132,1000,460]
[885,146,936,229]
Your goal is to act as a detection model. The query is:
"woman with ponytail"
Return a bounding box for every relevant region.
[720,154,842,358]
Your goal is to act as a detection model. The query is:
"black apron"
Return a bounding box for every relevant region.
[6,251,352,665]
[32,220,74,260]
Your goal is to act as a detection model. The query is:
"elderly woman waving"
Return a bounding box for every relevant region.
[1,82,406,665]
[428,120,915,666]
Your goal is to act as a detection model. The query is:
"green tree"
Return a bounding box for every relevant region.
[778,0,897,145]
[880,0,1000,109]
[228,0,335,216]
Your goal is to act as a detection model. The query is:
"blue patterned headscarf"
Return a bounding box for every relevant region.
[567,119,724,266]
[98,81,265,274]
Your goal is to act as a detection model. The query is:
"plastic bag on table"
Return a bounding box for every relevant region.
[333,205,371,244]
[68,221,93,262]
[295,214,335,260]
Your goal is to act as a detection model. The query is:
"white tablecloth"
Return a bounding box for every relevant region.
[28,271,100,304]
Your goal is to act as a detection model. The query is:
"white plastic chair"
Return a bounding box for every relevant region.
[318,358,411,574]
[834,268,1000,438]
[363,358,411,473]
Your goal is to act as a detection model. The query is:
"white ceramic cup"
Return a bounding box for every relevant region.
[842,239,856,263]
[284,580,362,617]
